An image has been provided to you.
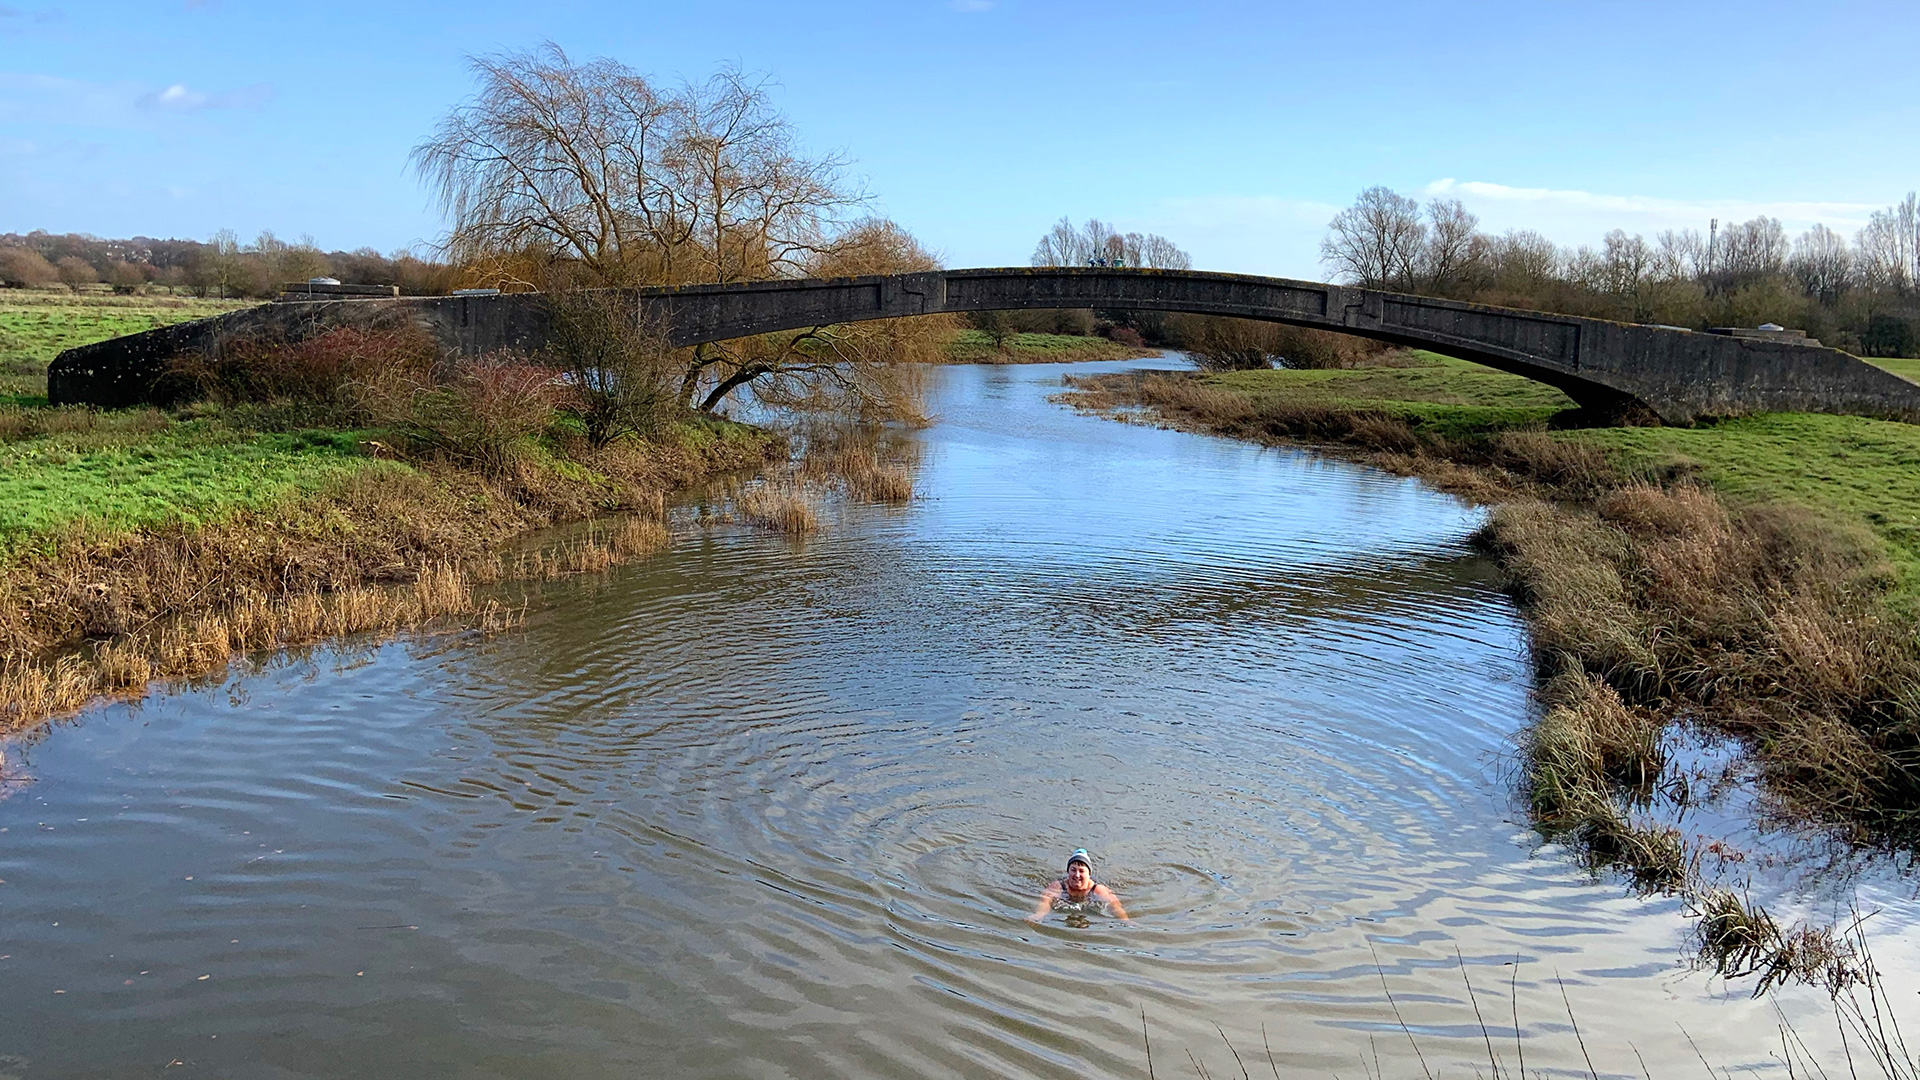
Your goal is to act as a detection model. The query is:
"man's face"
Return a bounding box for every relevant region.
[1065,861,1092,894]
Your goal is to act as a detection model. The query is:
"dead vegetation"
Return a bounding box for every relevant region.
[733,482,821,535]
[796,423,917,505]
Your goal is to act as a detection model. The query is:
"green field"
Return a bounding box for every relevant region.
[1197,352,1575,438]
[1870,356,1920,384]
[1576,413,1920,589]
[0,410,380,557]
[0,289,254,400]
[944,329,1156,364]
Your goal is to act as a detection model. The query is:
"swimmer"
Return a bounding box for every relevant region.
[1028,848,1130,922]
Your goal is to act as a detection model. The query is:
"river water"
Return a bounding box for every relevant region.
[1,358,1914,1078]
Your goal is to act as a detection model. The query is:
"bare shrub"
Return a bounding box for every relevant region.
[54,255,97,291]
[0,248,58,288]
[171,324,439,415]
[542,286,684,444]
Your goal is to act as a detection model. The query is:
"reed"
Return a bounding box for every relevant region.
[0,562,527,728]
[796,426,917,504]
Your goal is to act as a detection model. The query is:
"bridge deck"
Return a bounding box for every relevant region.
[48,267,1920,424]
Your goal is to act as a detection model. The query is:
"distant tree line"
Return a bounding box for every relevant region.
[1321,186,1920,357]
[0,229,455,298]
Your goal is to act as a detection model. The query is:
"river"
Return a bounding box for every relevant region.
[1,357,1913,1078]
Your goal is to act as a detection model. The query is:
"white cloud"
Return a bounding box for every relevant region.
[145,83,209,109]
[1424,178,1879,242]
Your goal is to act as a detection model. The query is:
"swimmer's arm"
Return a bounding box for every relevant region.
[1028,882,1062,922]
[1094,884,1131,922]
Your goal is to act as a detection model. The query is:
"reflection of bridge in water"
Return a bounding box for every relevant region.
[51,267,1920,424]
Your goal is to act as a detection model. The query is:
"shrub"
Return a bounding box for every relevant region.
[372,358,563,476]
[543,288,685,445]
[1174,316,1391,371]
[0,248,58,288]
[171,324,440,416]
[55,255,97,290]
[1862,313,1917,358]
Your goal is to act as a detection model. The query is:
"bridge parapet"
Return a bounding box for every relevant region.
[48,267,1920,424]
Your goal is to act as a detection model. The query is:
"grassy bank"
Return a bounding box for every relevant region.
[0,288,253,400]
[1103,351,1920,607]
[943,328,1158,364]
[0,395,777,735]
[1064,351,1920,993]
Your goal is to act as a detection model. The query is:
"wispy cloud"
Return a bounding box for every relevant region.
[1425,178,1880,238]
[0,72,272,126]
[0,6,64,31]
[138,82,272,111]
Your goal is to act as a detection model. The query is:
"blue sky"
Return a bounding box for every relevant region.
[3,0,1916,278]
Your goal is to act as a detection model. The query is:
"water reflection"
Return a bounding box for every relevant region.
[0,358,1913,1078]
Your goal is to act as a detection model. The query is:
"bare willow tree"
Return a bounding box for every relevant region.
[413,43,866,289]
[414,44,943,419]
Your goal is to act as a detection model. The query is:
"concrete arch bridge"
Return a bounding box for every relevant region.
[49,267,1920,424]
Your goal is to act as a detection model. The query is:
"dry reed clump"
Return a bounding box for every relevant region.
[734,483,821,535]
[0,562,523,729]
[796,427,917,504]
[1484,484,1920,836]
[508,515,671,580]
[1525,668,1684,890]
[855,464,915,504]
[1692,888,1863,996]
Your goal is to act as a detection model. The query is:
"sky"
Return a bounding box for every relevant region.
[3,0,1917,279]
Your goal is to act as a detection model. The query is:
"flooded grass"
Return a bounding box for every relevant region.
[0,560,523,724]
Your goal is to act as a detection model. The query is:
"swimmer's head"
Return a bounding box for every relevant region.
[1064,849,1094,893]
